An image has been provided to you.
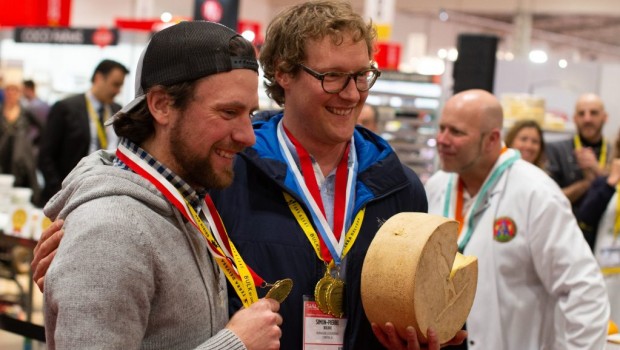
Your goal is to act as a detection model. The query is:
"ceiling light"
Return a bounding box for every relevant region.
[437,48,447,59]
[529,50,548,64]
[447,48,458,61]
[439,9,449,22]
[241,30,255,42]
[160,12,173,23]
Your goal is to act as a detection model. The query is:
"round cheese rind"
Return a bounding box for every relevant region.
[361,212,478,344]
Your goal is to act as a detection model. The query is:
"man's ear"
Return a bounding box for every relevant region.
[485,128,502,150]
[146,87,171,125]
[275,69,292,90]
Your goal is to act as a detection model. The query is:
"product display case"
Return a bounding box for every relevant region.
[500,93,574,143]
[367,71,442,183]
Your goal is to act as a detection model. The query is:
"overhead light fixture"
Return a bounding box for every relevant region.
[438,8,449,22]
[558,59,568,68]
[447,48,458,61]
[529,49,548,64]
[437,48,448,59]
[160,12,173,23]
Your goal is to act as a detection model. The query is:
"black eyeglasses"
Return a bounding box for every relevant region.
[298,63,381,94]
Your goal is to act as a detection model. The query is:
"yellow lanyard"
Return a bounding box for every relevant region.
[283,192,365,265]
[574,134,607,169]
[185,200,258,307]
[84,95,108,149]
[601,267,620,276]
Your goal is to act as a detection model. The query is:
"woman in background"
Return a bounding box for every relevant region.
[0,80,42,204]
[504,119,546,168]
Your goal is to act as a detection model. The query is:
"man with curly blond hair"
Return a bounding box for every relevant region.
[213,1,463,349]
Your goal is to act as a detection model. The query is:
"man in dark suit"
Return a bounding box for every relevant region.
[38,59,129,206]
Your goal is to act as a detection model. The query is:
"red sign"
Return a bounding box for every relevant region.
[115,18,159,31]
[0,0,71,27]
[374,41,401,71]
[92,27,114,48]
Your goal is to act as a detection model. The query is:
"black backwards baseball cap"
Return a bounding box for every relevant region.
[106,20,259,125]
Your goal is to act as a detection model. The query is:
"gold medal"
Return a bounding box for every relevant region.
[265,278,293,303]
[314,273,333,314]
[326,278,345,317]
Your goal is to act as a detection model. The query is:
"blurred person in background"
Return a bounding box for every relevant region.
[504,119,546,168]
[38,59,128,206]
[22,79,50,128]
[0,78,43,204]
[576,128,620,246]
[546,93,611,208]
[580,158,620,325]
[0,75,5,105]
[575,132,620,326]
[357,103,379,132]
[22,79,50,150]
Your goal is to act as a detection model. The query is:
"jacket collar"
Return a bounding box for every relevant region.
[242,113,411,211]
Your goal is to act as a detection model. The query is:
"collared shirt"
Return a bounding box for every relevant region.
[280,128,338,230]
[114,137,207,213]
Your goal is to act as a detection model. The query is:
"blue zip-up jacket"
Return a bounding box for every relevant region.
[210,114,428,349]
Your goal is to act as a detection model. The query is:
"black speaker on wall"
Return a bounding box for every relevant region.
[452,34,499,94]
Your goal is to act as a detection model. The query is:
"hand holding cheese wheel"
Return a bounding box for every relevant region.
[361,212,478,344]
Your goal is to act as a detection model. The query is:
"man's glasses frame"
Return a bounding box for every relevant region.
[298,63,381,94]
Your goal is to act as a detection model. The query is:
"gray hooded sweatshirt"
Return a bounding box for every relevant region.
[43,150,245,350]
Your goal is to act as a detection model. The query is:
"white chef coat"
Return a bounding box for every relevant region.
[425,149,609,350]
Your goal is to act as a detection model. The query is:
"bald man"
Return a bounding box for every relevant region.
[546,93,611,207]
[425,89,609,350]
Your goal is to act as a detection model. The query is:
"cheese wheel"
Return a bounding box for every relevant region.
[361,212,478,344]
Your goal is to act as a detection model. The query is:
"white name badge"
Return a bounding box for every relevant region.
[303,296,347,350]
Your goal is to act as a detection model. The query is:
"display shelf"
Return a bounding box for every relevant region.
[503,118,575,144]
[383,118,437,183]
[369,71,441,183]
[542,128,574,143]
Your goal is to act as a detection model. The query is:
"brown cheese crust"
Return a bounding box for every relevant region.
[361,212,478,343]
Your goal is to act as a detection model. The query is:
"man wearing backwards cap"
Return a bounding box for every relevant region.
[42,21,282,349]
